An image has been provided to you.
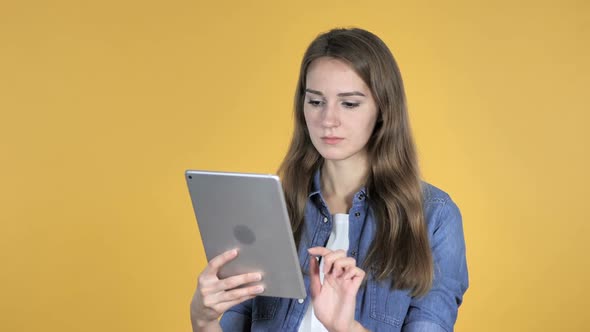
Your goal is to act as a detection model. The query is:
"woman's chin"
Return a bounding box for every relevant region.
[317,150,352,162]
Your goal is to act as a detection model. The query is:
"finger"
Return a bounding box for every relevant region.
[201,272,262,295]
[350,269,366,290]
[340,264,357,280]
[307,246,332,257]
[331,257,356,278]
[342,266,365,283]
[203,284,264,309]
[206,248,239,274]
[211,294,256,315]
[220,284,265,302]
[321,250,347,275]
[309,255,321,298]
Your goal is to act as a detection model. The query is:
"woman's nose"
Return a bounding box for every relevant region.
[321,102,340,128]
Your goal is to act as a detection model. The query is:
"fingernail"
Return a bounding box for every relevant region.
[254,286,264,293]
[254,274,262,281]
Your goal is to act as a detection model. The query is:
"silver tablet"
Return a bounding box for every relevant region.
[185,170,306,299]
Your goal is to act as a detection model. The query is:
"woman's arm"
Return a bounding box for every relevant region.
[402,198,469,332]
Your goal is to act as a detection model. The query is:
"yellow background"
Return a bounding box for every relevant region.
[1,0,588,331]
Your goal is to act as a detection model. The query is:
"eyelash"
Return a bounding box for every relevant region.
[307,100,360,109]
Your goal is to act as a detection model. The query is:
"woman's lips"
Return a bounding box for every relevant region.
[321,137,344,145]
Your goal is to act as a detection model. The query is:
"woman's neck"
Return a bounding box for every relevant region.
[321,154,369,214]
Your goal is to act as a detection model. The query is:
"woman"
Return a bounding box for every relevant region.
[190,27,468,332]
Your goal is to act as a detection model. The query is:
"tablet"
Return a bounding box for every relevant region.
[185,170,306,299]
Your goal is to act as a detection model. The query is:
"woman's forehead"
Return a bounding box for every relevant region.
[305,57,370,95]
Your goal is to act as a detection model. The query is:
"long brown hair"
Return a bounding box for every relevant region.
[278,28,433,297]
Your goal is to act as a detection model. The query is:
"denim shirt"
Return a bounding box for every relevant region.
[220,171,469,332]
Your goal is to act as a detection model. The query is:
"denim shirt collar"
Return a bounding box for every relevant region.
[308,168,368,211]
[308,169,322,198]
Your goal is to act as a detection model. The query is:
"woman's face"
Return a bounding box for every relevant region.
[304,57,379,162]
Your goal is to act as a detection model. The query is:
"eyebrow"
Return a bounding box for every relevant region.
[305,88,366,97]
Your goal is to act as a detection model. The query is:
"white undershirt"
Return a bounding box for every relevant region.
[298,213,350,332]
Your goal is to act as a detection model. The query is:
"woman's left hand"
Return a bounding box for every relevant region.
[307,247,368,332]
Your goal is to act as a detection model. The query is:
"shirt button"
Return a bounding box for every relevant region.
[359,194,365,200]
[351,250,357,257]
[323,217,328,223]
[298,298,304,304]
[354,212,361,217]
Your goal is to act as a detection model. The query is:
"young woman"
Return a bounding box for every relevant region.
[190,28,469,332]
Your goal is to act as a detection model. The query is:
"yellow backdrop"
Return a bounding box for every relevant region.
[1,0,588,331]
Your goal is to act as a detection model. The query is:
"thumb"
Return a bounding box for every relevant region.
[309,255,321,298]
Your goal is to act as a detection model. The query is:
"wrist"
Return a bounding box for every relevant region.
[191,314,218,330]
[350,320,368,332]
[193,318,218,328]
[190,305,216,329]
[329,320,367,332]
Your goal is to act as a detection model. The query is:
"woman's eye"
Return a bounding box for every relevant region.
[342,102,360,109]
[307,100,324,107]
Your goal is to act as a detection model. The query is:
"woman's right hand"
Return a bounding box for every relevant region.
[190,248,264,331]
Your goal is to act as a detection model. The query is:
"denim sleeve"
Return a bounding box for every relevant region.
[219,298,253,332]
[402,198,469,332]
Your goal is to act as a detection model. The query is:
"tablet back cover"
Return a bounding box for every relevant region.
[186,170,306,299]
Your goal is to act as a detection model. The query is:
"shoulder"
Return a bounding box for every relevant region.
[420,181,463,236]
[421,181,452,204]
